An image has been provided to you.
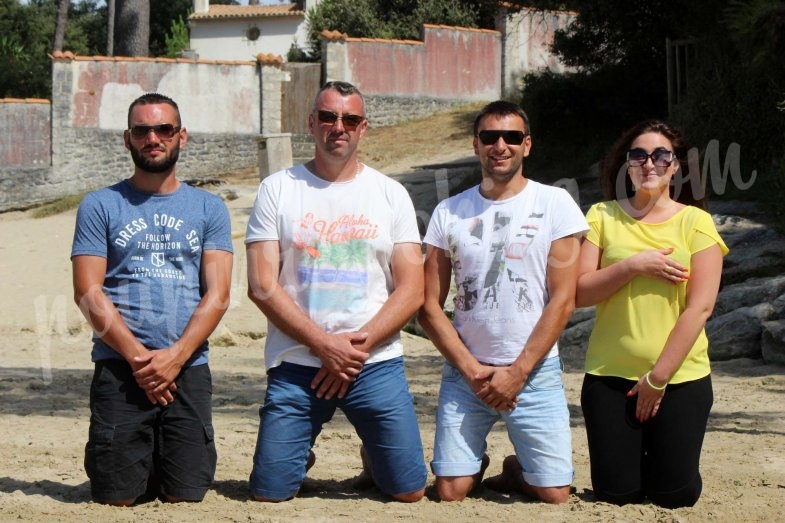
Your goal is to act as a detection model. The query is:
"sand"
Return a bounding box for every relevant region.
[1,182,784,523]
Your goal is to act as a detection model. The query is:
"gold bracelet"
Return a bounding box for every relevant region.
[645,371,667,391]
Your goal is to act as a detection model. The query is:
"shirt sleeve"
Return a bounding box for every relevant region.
[391,181,421,245]
[690,208,729,256]
[71,193,109,259]
[422,200,448,250]
[245,177,281,244]
[584,202,603,248]
[550,187,589,240]
[203,194,234,253]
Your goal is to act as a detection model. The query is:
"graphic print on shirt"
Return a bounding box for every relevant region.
[113,212,201,281]
[451,210,543,314]
[291,211,377,312]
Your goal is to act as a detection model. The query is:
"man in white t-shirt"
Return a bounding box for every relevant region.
[245,81,427,502]
[419,100,588,503]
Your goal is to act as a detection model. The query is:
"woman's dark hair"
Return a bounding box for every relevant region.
[600,119,706,209]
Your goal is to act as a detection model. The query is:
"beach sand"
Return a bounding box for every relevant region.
[1,183,783,522]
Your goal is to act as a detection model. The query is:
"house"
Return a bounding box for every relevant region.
[188,0,322,61]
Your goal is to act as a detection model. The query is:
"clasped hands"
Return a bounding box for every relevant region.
[132,348,181,406]
[471,364,524,412]
[310,331,370,400]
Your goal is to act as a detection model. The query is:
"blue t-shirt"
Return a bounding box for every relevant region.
[71,180,233,365]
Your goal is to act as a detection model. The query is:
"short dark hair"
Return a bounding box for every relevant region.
[314,81,365,113]
[473,100,530,136]
[600,119,706,209]
[127,93,181,127]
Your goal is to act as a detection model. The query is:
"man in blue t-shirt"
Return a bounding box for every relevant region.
[71,93,233,505]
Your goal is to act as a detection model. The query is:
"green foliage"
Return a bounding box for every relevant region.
[0,34,32,98]
[69,1,107,54]
[148,0,190,57]
[0,0,106,98]
[669,0,785,229]
[521,0,784,227]
[519,68,643,185]
[164,15,190,58]
[286,41,316,63]
[551,1,688,71]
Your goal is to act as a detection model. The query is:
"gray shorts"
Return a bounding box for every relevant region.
[85,359,216,502]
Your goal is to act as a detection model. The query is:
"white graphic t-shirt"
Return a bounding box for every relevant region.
[424,180,588,364]
[246,163,421,370]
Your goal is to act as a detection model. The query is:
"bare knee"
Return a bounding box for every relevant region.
[392,488,425,503]
[435,477,474,502]
[533,485,571,504]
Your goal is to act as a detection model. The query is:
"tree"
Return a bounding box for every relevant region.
[164,15,189,58]
[106,0,114,55]
[114,0,149,56]
[53,0,69,52]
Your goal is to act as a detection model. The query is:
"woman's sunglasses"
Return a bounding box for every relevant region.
[627,148,675,167]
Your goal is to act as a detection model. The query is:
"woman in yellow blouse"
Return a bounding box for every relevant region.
[577,120,728,508]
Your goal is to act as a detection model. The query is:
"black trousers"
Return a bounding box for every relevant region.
[580,373,713,508]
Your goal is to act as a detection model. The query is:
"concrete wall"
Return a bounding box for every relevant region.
[0,99,51,167]
[0,54,284,211]
[324,25,501,126]
[189,16,307,61]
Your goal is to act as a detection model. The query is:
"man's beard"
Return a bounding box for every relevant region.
[129,142,180,173]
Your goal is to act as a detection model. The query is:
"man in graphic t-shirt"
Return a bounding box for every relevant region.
[71,93,233,505]
[245,81,427,502]
[418,100,588,503]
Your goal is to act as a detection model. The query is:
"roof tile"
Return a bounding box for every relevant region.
[190,3,304,20]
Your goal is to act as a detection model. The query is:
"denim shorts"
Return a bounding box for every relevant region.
[249,357,427,500]
[431,356,573,487]
[85,359,216,502]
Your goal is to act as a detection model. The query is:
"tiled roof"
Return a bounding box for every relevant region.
[0,98,50,104]
[190,3,304,21]
[49,50,263,66]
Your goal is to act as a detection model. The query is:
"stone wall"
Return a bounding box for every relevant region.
[364,96,469,128]
[0,166,59,212]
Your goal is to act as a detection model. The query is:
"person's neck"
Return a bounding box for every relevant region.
[479,173,528,201]
[624,190,679,221]
[128,169,180,194]
[307,156,361,183]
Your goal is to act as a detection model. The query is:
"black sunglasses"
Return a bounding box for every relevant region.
[627,148,675,167]
[128,124,181,140]
[477,130,527,146]
[316,110,365,130]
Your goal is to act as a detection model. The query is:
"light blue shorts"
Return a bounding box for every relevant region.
[431,356,574,487]
[250,357,427,500]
